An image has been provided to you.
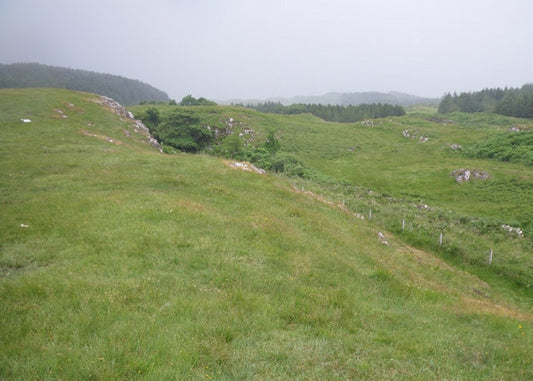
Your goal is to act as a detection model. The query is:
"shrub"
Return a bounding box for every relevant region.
[464,131,533,165]
[151,109,214,153]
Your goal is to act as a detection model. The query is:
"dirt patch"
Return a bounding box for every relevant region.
[80,129,121,145]
[290,184,351,214]
[459,296,533,322]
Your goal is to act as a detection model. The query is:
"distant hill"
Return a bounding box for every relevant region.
[223,91,439,107]
[0,62,169,105]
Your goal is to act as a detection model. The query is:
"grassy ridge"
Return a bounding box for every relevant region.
[1,89,532,379]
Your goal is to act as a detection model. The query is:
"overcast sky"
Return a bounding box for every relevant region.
[1,0,532,101]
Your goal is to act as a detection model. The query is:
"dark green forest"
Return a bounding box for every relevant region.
[240,101,406,122]
[0,62,169,105]
[438,84,533,117]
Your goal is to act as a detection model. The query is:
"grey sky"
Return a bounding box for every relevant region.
[1,0,532,101]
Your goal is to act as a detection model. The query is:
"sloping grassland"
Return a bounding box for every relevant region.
[1,89,532,379]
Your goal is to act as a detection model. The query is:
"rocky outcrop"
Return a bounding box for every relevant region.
[96,96,162,152]
[452,168,489,182]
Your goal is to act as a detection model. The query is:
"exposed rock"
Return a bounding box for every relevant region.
[96,96,162,152]
[501,224,524,237]
[378,232,389,245]
[225,117,238,128]
[204,124,231,139]
[354,213,365,220]
[403,129,428,143]
[416,203,432,211]
[20,118,32,123]
[509,124,525,132]
[449,143,462,150]
[97,96,131,119]
[452,168,489,182]
[227,161,266,174]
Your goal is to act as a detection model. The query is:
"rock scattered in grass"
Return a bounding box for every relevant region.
[403,129,428,143]
[501,224,524,237]
[509,124,525,132]
[452,168,489,182]
[416,203,432,211]
[378,231,389,245]
[449,143,462,150]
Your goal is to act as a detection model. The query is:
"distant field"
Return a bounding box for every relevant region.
[1,89,532,379]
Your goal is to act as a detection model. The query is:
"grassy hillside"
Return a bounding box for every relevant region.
[1,89,532,379]
[0,63,170,105]
[131,104,533,290]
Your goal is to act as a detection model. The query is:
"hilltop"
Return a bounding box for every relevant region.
[1,89,532,379]
[0,62,169,105]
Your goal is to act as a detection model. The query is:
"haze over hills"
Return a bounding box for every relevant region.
[221,91,440,106]
[0,62,170,105]
[0,62,440,107]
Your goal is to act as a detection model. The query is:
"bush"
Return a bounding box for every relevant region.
[464,131,533,165]
[216,133,245,159]
[271,153,305,176]
[150,109,214,153]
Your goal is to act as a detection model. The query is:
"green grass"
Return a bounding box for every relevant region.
[1,89,532,379]
[131,103,533,290]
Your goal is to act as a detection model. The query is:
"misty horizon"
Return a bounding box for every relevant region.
[1,0,532,101]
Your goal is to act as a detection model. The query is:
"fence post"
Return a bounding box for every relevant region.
[402,219,405,231]
[488,249,493,265]
[439,232,443,247]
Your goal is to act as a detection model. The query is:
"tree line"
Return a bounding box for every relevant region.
[238,101,406,122]
[438,84,533,118]
[0,62,169,105]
